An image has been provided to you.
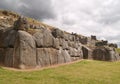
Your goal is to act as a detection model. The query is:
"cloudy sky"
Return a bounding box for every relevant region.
[0,0,120,45]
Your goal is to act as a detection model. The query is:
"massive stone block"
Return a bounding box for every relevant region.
[33,29,55,48]
[59,38,69,50]
[0,28,9,47]
[52,28,64,38]
[57,48,71,63]
[36,48,58,67]
[14,31,37,69]
[4,48,14,67]
[62,50,71,62]
[58,48,66,64]
[53,38,60,50]
[4,30,17,48]
[69,47,83,61]
[92,47,120,61]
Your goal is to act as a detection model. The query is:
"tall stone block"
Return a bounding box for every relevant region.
[14,31,37,69]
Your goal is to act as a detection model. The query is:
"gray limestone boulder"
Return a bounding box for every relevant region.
[69,47,83,58]
[68,34,74,41]
[59,38,69,50]
[0,28,17,48]
[4,48,14,67]
[58,48,71,63]
[68,41,74,48]
[52,28,64,38]
[33,29,55,48]
[64,33,69,41]
[69,47,77,57]
[58,48,65,64]
[53,38,60,49]
[4,30,17,48]
[57,47,71,63]
[68,41,80,49]
[36,48,58,67]
[37,48,51,67]
[92,47,120,61]
[62,50,71,62]
[14,31,37,69]
[0,28,9,47]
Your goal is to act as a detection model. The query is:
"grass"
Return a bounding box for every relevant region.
[116,48,120,54]
[0,60,120,84]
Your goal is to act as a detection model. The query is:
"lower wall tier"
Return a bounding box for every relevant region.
[0,47,119,69]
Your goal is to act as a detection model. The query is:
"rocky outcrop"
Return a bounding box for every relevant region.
[92,47,120,61]
[0,10,119,69]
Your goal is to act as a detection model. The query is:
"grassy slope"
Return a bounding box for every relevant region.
[0,60,120,84]
[116,48,120,54]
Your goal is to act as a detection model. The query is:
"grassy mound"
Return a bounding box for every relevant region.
[0,60,120,84]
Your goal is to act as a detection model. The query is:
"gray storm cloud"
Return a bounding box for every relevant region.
[0,0,55,20]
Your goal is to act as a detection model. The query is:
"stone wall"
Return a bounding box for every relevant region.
[0,16,119,69]
[0,25,84,69]
[92,47,120,61]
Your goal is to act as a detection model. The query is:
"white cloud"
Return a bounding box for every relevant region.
[44,0,120,44]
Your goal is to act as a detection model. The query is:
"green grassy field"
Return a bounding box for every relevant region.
[0,60,120,84]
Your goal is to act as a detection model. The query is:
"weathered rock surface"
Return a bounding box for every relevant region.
[61,49,71,62]
[0,10,119,69]
[4,48,14,67]
[4,30,17,48]
[82,46,92,59]
[37,48,58,67]
[52,28,64,38]
[92,47,120,61]
[59,38,69,50]
[15,31,37,69]
[33,29,55,48]
[2,30,37,69]
[0,48,5,64]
